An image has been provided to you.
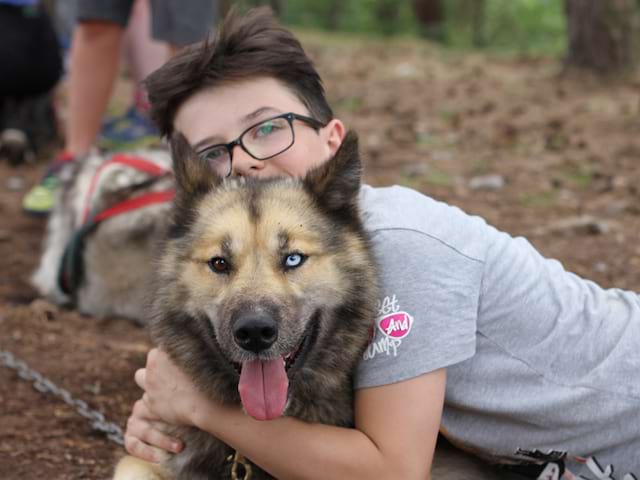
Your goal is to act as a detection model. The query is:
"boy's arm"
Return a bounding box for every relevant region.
[191,368,446,480]
[128,348,445,479]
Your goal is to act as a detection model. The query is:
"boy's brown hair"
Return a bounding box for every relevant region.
[144,7,333,137]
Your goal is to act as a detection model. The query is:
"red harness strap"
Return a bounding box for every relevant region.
[81,153,172,224]
[93,190,175,222]
[58,153,175,295]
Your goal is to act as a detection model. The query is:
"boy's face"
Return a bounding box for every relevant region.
[174,77,344,179]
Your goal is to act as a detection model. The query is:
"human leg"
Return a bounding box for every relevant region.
[125,0,169,86]
[65,21,125,155]
[23,1,134,215]
[99,0,168,150]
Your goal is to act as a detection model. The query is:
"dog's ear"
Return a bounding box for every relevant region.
[303,130,361,217]
[170,132,221,197]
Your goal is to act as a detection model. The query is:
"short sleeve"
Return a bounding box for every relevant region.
[355,228,482,389]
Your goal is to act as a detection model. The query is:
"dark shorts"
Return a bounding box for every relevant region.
[0,4,62,97]
[76,0,217,46]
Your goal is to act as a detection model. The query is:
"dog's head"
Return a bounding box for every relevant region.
[151,131,377,421]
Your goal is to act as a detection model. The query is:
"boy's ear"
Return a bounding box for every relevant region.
[170,132,221,197]
[303,130,361,216]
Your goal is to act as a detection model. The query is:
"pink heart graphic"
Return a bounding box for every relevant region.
[378,311,413,339]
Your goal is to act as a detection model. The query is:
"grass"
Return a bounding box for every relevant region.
[561,165,594,189]
[443,0,566,56]
[517,190,558,208]
[400,168,455,190]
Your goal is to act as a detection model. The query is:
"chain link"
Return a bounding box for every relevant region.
[0,348,125,446]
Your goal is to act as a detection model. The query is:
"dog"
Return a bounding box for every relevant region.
[31,148,174,324]
[112,132,503,479]
[113,131,379,479]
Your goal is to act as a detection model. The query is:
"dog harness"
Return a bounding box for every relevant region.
[57,153,175,296]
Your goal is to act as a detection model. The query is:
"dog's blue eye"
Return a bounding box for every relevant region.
[208,257,231,274]
[283,253,306,270]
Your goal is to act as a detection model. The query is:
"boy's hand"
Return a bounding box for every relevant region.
[126,347,212,462]
[124,397,183,463]
[135,348,213,426]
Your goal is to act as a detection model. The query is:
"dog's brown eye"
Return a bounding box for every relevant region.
[208,257,230,274]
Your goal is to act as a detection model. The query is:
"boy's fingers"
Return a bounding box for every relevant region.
[132,398,153,418]
[124,435,170,464]
[144,422,184,453]
[127,414,183,454]
[134,368,146,390]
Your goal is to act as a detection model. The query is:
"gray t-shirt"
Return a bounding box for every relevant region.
[355,184,640,478]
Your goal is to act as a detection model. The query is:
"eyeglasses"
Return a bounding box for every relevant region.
[196,112,326,177]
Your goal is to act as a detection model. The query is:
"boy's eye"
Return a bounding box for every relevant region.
[282,253,307,270]
[208,257,231,274]
[200,147,231,175]
[203,146,227,161]
[256,121,277,137]
[252,118,287,139]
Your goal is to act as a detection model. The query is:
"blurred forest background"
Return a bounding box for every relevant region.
[226,0,640,73]
[235,0,566,55]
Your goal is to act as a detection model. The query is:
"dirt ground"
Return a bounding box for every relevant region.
[1,33,640,479]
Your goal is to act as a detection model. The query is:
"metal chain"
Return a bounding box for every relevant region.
[0,348,125,446]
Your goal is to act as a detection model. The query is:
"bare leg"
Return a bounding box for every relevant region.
[65,21,124,156]
[125,0,170,87]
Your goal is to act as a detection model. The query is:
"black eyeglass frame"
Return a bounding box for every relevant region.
[196,112,327,177]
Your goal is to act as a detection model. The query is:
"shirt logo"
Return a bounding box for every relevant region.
[363,295,414,361]
[378,311,413,339]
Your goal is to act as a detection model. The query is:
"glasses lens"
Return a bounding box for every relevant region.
[242,117,293,160]
[200,146,231,176]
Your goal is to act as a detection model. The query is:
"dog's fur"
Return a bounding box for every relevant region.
[115,131,379,479]
[31,149,174,323]
[112,133,503,480]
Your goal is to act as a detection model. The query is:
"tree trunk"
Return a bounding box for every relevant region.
[565,0,640,73]
[326,0,343,30]
[471,0,487,47]
[375,0,401,35]
[413,0,445,40]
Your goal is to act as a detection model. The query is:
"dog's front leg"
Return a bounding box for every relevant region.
[113,455,171,480]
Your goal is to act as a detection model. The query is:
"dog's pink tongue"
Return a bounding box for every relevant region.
[238,358,288,421]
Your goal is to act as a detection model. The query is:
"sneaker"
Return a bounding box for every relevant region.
[99,106,161,151]
[22,152,74,216]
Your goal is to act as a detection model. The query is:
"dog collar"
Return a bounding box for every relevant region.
[227,450,253,480]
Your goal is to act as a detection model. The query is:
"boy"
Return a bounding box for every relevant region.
[125,8,640,479]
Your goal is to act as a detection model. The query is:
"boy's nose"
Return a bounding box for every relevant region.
[231,147,266,177]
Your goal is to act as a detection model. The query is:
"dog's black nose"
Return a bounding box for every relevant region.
[233,313,278,353]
